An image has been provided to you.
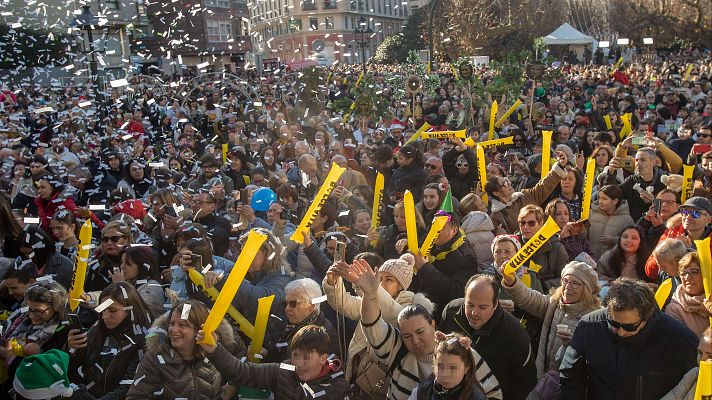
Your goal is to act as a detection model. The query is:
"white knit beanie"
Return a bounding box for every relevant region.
[379,253,415,289]
[561,261,599,294]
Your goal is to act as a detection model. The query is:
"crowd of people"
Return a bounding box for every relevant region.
[0,49,712,400]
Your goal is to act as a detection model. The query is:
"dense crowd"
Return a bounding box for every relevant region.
[1,50,712,400]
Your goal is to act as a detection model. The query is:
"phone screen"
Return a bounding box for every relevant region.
[334,241,346,264]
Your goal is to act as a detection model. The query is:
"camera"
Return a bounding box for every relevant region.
[280,209,293,221]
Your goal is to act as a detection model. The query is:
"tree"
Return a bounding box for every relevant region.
[0,24,73,70]
[372,9,427,64]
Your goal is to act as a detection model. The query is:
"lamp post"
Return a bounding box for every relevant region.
[72,5,104,119]
[353,15,372,70]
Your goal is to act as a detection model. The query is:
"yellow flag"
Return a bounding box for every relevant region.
[404,190,419,254]
[541,130,553,180]
[503,217,561,278]
[619,113,633,139]
[464,136,514,149]
[198,229,267,346]
[488,101,498,141]
[420,215,449,258]
[655,278,673,310]
[694,360,712,400]
[248,295,274,362]
[476,145,488,205]
[580,158,596,220]
[681,164,695,203]
[69,220,93,311]
[695,237,712,326]
[370,173,385,246]
[291,163,346,244]
[603,115,612,130]
[495,99,523,128]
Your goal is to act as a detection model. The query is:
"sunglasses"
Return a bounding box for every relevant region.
[518,220,538,228]
[425,163,439,170]
[607,317,644,332]
[102,235,125,243]
[698,134,711,138]
[456,161,469,168]
[680,209,705,219]
[282,300,306,308]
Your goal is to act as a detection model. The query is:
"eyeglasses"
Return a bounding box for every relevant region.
[659,200,677,206]
[425,163,439,170]
[193,200,215,206]
[28,307,51,316]
[282,300,306,308]
[456,161,469,168]
[607,317,644,332]
[497,179,511,190]
[681,209,706,219]
[680,269,701,278]
[519,220,538,228]
[102,235,125,243]
[699,134,711,138]
[560,279,582,289]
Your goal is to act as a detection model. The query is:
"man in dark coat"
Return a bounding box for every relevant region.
[440,274,537,400]
[560,277,697,400]
[193,190,231,257]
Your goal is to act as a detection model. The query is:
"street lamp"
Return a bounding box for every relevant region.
[353,15,372,70]
[72,5,104,119]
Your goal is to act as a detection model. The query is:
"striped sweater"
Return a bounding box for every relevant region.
[362,314,503,400]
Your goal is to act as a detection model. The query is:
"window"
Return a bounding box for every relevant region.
[350,0,356,10]
[206,0,231,7]
[344,16,349,29]
[104,0,119,9]
[324,0,337,8]
[325,17,334,29]
[288,19,302,32]
[303,0,316,10]
[309,17,318,30]
[207,19,233,42]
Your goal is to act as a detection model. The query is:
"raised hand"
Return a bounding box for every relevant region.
[350,258,379,296]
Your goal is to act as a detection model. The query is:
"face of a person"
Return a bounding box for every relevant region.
[519,212,542,240]
[168,311,197,354]
[266,203,285,225]
[100,297,129,330]
[50,220,74,241]
[284,291,314,325]
[608,308,645,338]
[5,278,32,301]
[493,241,516,268]
[354,212,371,235]
[193,193,216,219]
[560,171,576,195]
[494,177,515,200]
[129,163,144,180]
[682,208,712,233]
[634,151,654,177]
[619,228,641,253]
[36,179,53,199]
[657,192,679,219]
[398,315,435,358]
[13,164,25,178]
[27,299,56,325]
[486,165,502,177]
[434,353,468,390]
[379,271,402,298]
[598,192,617,214]
[101,228,128,256]
[698,129,712,145]
[560,274,585,304]
[553,203,570,228]
[248,247,267,272]
[595,149,609,167]
[680,263,704,296]
[396,152,411,167]
[464,282,496,330]
[291,348,327,382]
[394,206,406,231]
[423,188,440,211]
[698,334,712,362]
[120,254,140,281]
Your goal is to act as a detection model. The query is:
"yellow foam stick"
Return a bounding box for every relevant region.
[476,145,488,205]
[464,136,514,149]
[580,158,596,220]
[198,230,267,346]
[503,217,561,278]
[619,113,633,139]
[695,237,712,326]
[370,172,385,246]
[405,122,432,145]
[488,100,498,140]
[681,164,695,203]
[421,129,467,139]
[695,360,712,400]
[450,64,459,80]
[609,57,624,76]
[420,215,449,258]
[495,99,523,128]
[188,269,254,338]
[69,219,93,311]
[541,130,553,180]
[221,143,228,164]
[603,115,612,130]
[684,64,693,82]
[9,338,25,357]
[248,295,274,363]
[655,278,673,310]
[404,190,419,254]
[355,71,364,88]
[290,163,346,244]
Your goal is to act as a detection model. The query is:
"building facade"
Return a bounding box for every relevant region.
[250,0,408,65]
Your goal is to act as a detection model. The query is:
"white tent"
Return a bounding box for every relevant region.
[543,23,595,45]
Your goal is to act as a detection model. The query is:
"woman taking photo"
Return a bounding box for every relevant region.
[67,282,153,399]
[107,246,166,317]
[665,252,712,338]
[597,225,653,285]
[587,184,635,259]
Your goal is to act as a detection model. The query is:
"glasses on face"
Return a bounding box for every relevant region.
[425,163,439,170]
[193,200,215,206]
[680,269,701,278]
[28,307,50,316]
[560,279,582,289]
[456,161,469,168]
[102,235,125,243]
[699,134,711,138]
[282,300,306,308]
[497,179,511,190]
[681,209,705,219]
[519,220,538,228]
[659,199,677,206]
[607,317,644,332]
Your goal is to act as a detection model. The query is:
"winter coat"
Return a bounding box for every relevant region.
[526,234,570,291]
[440,299,537,400]
[34,192,103,233]
[125,313,245,400]
[586,201,635,259]
[597,248,649,283]
[443,146,478,200]
[560,309,698,400]
[665,284,711,338]
[206,342,354,400]
[188,171,235,194]
[43,252,74,290]
[195,212,231,257]
[659,367,697,400]
[388,163,427,203]
[490,164,565,234]
[502,277,601,379]
[461,211,495,271]
[618,167,668,221]
[409,373,486,400]
[265,310,340,363]
[644,214,712,279]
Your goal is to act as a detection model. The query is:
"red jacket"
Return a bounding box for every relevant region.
[612,70,630,86]
[34,193,104,234]
[645,214,712,279]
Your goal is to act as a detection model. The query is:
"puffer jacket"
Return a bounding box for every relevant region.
[502,277,601,379]
[125,314,245,400]
[586,201,635,259]
[461,211,495,271]
[659,367,697,400]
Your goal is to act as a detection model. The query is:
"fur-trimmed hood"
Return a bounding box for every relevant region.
[666,212,683,230]
[146,312,236,356]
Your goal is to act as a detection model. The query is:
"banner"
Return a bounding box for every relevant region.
[198,230,267,346]
[681,164,695,204]
[420,215,449,258]
[495,99,523,128]
[421,129,466,139]
[488,100,498,140]
[503,217,561,278]
[695,237,712,326]
[290,163,346,244]
[541,130,553,180]
[580,158,596,220]
[370,172,385,246]
[248,295,274,363]
[476,145,488,205]
[404,190,419,254]
[69,220,93,311]
[464,136,514,149]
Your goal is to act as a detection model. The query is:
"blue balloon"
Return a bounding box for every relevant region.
[250,188,276,212]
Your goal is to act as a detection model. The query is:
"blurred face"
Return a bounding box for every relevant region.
[657,192,679,220]
[100,297,129,330]
[619,228,641,254]
[398,315,435,358]
[50,220,74,241]
[493,241,516,268]
[493,177,515,200]
[464,281,496,330]
[608,308,645,338]
[168,311,197,354]
[129,163,144,180]
[598,192,617,214]
[486,164,502,177]
[36,179,53,200]
[552,203,570,228]
[249,247,267,272]
[595,149,610,167]
[13,164,25,178]
[263,150,275,165]
[284,291,314,324]
[5,278,33,301]
[27,300,56,325]
[425,158,442,175]
[434,353,468,390]
[354,211,371,235]
[266,202,285,224]
[291,349,327,382]
[518,212,542,240]
[698,128,712,145]
[120,254,140,281]
[423,188,440,211]
[396,152,412,167]
[560,171,576,195]
[698,335,712,362]
[101,228,128,256]
[680,263,704,296]
[202,164,218,179]
[394,205,406,231]
[380,271,403,298]
[560,274,585,304]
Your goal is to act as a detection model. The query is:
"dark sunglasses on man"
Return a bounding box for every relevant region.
[607,317,644,332]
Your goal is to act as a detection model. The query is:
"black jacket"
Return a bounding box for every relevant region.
[408,230,478,314]
[196,212,231,257]
[442,146,478,200]
[388,163,427,203]
[602,167,667,221]
[415,376,485,400]
[560,308,698,400]
[440,298,536,400]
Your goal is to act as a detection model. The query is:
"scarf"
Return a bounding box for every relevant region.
[4,313,61,348]
[672,285,708,318]
[427,230,467,263]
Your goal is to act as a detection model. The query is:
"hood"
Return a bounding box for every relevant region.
[461,211,495,233]
[490,192,525,213]
[146,312,235,356]
[666,213,683,230]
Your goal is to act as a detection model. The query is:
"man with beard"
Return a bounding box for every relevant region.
[188,154,235,194]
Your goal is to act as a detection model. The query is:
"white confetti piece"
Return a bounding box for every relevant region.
[95,298,114,313]
[181,303,191,319]
[23,217,40,224]
[311,295,327,304]
[110,78,129,88]
[89,204,105,211]
[279,362,296,371]
[196,61,209,69]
